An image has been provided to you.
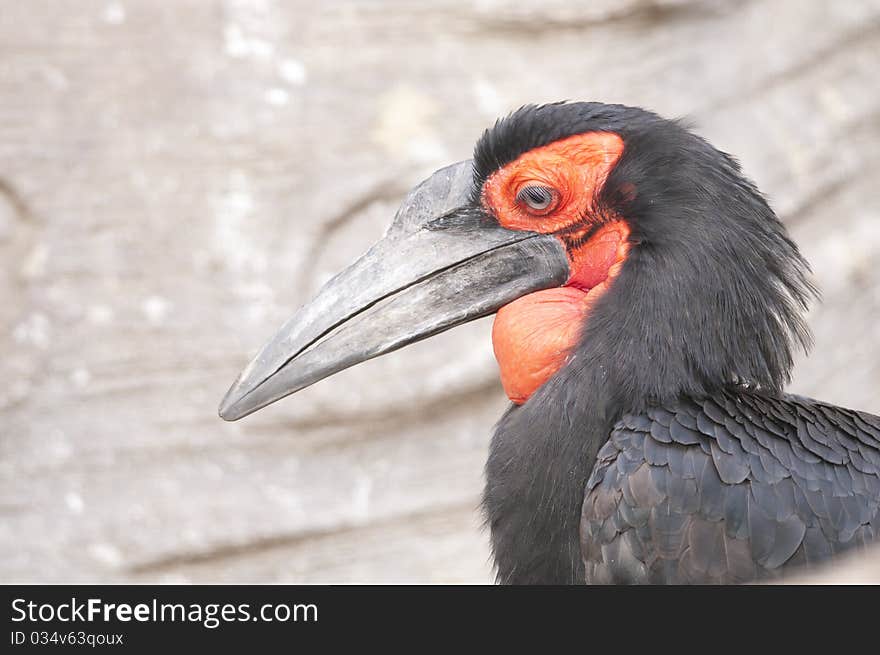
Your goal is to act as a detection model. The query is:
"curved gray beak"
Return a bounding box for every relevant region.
[219,160,569,421]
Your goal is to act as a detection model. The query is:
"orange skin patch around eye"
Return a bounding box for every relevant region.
[483,132,630,404]
[482,131,624,234]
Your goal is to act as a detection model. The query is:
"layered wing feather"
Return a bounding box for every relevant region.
[581,390,880,583]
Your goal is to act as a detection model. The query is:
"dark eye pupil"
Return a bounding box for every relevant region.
[518,186,554,211]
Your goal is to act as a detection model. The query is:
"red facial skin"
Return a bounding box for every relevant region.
[482,132,631,404]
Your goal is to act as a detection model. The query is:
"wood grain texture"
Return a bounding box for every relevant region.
[2,0,880,583]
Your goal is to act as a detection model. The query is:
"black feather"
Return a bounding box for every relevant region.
[579,391,880,583]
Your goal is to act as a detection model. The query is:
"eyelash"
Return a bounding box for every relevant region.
[515,185,559,215]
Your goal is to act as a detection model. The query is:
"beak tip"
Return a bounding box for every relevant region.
[218,381,247,421]
[218,399,239,422]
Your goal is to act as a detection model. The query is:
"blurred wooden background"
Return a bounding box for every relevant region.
[2,0,879,583]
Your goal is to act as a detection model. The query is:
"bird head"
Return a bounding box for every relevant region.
[219,102,816,421]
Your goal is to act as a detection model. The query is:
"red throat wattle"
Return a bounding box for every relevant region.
[482,132,631,404]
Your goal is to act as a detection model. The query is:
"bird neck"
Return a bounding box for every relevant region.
[483,357,617,584]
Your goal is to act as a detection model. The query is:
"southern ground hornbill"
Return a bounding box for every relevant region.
[220,102,880,584]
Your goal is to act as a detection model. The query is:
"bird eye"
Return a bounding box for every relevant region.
[516,185,558,215]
